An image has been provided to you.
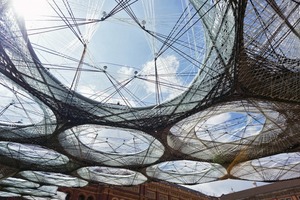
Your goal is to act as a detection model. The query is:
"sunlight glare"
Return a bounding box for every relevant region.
[12,0,49,20]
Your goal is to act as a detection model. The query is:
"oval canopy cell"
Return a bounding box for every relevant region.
[59,125,164,166]
[0,75,44,126]
[4,185,58,197]
[168,100,286,161]
[146,160,226,184]
[0,142,69,167]
[0,191,21,198]
[19,171,88,187]
[0,177,39,188]
[157,160,211,175]
[77,127,149,155]
[0,75,56,139]
[77,166,147,185]
[231,152,300,181]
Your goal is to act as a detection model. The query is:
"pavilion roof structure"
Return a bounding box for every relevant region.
[0,0,300,199]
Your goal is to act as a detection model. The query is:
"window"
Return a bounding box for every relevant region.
[87,196,94,200]
[65,193,71,200]
[78,194,85,200]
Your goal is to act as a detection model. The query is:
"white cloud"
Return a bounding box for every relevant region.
[195,112,265,142]
[77,55,183,106]
[78,84,137,107]
[117,66,135,81]
[78,85,96,96]
[139,55,182,99]
[0,85,14,105]
[205,112,232,125]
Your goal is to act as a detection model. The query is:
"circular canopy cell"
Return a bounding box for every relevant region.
[77,166,147,185]
[59,125,164,166]
[146,160,226,184]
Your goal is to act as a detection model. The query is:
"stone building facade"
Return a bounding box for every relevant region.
[5,178,300,200]
[59,182,214,200]
[59,179,300,200]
